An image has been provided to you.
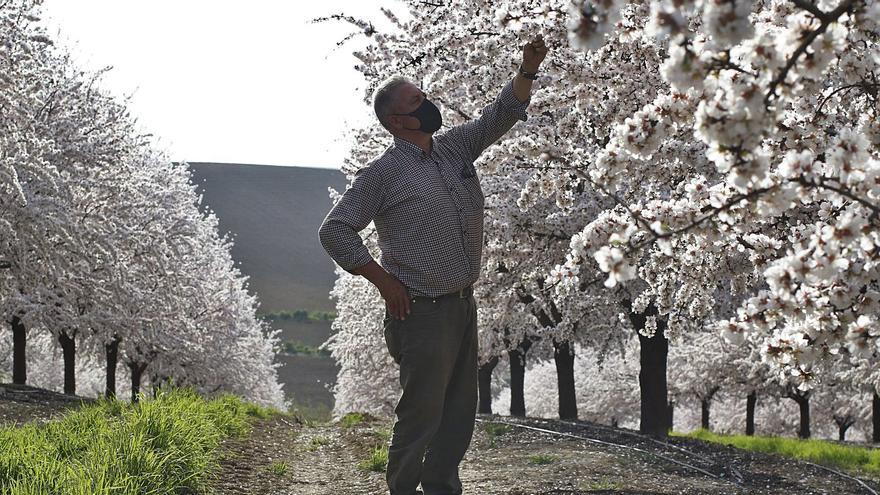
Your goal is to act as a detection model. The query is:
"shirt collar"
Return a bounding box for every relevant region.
[393,135,434,158]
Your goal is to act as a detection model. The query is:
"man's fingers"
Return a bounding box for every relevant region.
[403,292,411,316]
[387,299,398,320]
[394,294,405,320]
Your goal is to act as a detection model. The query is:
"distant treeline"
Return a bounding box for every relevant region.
[277,341,331,357]
[259,309,336,322]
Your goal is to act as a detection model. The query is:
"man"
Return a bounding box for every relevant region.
[318,37,548,495]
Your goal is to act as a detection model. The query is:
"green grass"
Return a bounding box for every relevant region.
[0,386,278,494]
[263,461,289,475]
[679,429,880,476]
[339,412,366,428]
[528,453,558,465]
[308,435,331,450]
[288,401,333,425]
[375,425,393,442]
[358,445,389,472]
[582,478,622,490]
[482,421,512,447]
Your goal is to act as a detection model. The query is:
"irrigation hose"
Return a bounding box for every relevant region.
[475,417,734,486]
[477,417,880,495]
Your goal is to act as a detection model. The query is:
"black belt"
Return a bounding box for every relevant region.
[410,285,473,303]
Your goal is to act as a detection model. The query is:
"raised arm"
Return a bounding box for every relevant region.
[445,79,530,162]
[445,36,548,162]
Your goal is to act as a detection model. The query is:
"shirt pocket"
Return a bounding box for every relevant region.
[447,145,483,210]
[459,161,477,179]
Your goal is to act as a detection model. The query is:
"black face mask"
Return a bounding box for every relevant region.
[392,97,442,133]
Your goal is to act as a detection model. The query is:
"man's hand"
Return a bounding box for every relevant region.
[522,35,548,73]
[352,260,411,320]
[377,272,411,320]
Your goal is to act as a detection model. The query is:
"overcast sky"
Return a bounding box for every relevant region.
[40,1,406,169]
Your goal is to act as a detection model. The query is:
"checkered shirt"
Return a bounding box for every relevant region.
[318,79,530,298]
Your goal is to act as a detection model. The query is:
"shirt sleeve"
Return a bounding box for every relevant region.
[318,163,385,274]
[444,78,530,162]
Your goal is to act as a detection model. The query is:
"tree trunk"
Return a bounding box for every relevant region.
[790,393,811,439]
[667,400,675,431]
[554,340,577,420]
[11,314,26,385]
[701,398,711,430]
[128,360,148,403]
[874,390,880,443]
[105,334,121,399]
[834,415,854,442]
[58,331,76,395]
[746,391,757,436]
[508,347,527,417]
[627,303,670,438]
[798,398,810,439]
[639,332,669,437]
[478,356,499,414]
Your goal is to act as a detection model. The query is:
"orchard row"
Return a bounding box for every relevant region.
[0,1,286,409]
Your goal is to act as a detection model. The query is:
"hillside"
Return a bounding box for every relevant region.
[186,162,348,314]
[184,162,347,412]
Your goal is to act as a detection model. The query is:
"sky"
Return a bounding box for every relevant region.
[40,1,406,169]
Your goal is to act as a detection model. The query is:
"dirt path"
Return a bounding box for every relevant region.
[210,414,387,494]
[210,413,880,495]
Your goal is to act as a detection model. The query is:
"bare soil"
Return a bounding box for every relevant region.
[0,383,96,427]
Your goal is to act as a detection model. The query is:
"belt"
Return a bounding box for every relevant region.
[410,284,473,303]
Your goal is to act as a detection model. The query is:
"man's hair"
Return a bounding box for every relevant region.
[373,75,413,132]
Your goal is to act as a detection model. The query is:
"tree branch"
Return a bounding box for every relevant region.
[765,0,855,105]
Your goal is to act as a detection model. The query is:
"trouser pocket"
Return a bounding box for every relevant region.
[383,310,401,365]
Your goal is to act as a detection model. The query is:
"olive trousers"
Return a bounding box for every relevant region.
[382,291,478,495]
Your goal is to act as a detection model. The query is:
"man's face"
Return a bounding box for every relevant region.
[388,83,426,132]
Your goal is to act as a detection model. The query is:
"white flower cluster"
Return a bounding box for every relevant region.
[566,0,624,51]
[702,0,755,48]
